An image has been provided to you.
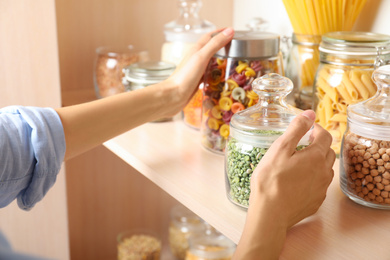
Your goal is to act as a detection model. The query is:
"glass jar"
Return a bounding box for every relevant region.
[340,65,390,209]
[185,229,236,260]
[201,31,284,154]
[117,229,162,260]
[225,73,311,208]
[123,61,176,122]
[313,31,390,154]
[94,46,148,98]
[285,33,322,110]
[169,205,207,260]
[161,0,215,130]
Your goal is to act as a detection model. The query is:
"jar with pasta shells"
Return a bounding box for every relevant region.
[313,31,390,155]
[285,33,322,110]
[201,31,284,154]
[340,65,390,209]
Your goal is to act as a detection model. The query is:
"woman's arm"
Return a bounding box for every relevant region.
[233,110,336,259]
[55,28,234,160]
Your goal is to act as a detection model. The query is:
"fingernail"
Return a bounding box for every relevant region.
[301,110,316,121]
[222,27,234,36]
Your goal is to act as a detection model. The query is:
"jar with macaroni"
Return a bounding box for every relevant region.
[225,73,311,208]
[313,31,390,155]
[340,65,390,209]
[201,31,284,154]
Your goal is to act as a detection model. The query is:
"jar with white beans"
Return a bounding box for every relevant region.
[340,64,390,209]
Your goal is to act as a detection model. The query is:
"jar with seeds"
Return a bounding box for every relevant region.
[225,73,311,209]
[340,64,390,209]
[117,229,161,260]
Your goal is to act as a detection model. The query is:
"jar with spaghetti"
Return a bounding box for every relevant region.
[340,65,390,209]
[201,31,284,154]
[225,73,311,208]
[285,34,321,109]
[313,31,390,155]
[168,205,207,260]
[185,229,236,260]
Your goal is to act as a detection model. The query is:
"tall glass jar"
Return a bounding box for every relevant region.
[123,61,176,122]
[340,65,390,209]
[201,31,284,154]
[225,73,311,208]
[285,34,322,110]
[313,31,390,155]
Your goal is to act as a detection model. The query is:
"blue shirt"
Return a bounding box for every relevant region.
[0,106,65,259]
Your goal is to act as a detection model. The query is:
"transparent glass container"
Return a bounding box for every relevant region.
[185,229,236,260]
[168,205,207,260]
[117,229,161,260]
[94,46,148,98]
[313,31,390,154]
[123,61,176,122]
[201,31,284,154]
[285,33,322,110]
[225,73,311,208]
[340,65,390,209]
[161,0,215,130]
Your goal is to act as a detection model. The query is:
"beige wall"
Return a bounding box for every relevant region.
[0,0,69,259]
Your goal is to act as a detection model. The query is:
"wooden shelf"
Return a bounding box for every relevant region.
[104,119,390,259]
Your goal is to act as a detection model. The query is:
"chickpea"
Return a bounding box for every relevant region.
[382,179,390,185]
[383,171,390,180]
[373,188,381,196]
[376,196,384,203]
[379,148,387,156]
[377,159,384,166]
[363,152,371,160]
[385,185,390,192]
[385,162,390,170]
[362,167,370,175]
[368,192,376,200]
[362,187,369,195]
[376,183,385,191]
[382,154,390,162]
[368,158,376,165]
[367,183,375,191]
[370,169,379,177]
[381,191,389,198]
[365,175,373,183]
[374,176,382,183]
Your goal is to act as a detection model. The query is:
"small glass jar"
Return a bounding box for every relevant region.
[185,229,236,260]
[117,229,161,260]
[285,33,322,109]
[94,46,148,98]
[169,205,207,260]
[225,73,311,208]
[340,65,390,210]
[313,31,390,154]
[201,31,284,154]
[123,61,176,122]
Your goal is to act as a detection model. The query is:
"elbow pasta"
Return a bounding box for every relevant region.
[314,65,377,154]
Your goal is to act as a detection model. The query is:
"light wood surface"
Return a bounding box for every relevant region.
[0,0,69,259]
[104,120,390,260]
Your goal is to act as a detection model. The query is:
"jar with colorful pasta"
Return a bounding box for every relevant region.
[225,73,311,208]
[340,65,390,209]
[285,34,322,110]
[313,32,390,154]
[201,31,284,154]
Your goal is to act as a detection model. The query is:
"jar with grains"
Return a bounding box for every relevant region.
[313,31,390,154]
[123,61,176,122]
[225,73,311,208]
[340,65,390,209]
[169,205,207,260]
[94,46,148,98]
[285,33,322,110]
[201,31,284,154]
[185,229,236,260]
[117,229,161,260]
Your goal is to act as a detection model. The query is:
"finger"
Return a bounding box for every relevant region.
[274,110,315,154]
[195,27,234,61]
[310,123,333,152]
[325,147,336,169]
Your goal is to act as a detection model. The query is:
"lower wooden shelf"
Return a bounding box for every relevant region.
[104,119,390,260]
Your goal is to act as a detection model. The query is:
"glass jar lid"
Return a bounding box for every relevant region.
[123,61,176,84]
[348,64,390,141]
[188,230,236,259]
[170,205,205,232]
[319,31,390,56]
[164,0,216,42]
[230,73,310,146]
[215,31,280,59]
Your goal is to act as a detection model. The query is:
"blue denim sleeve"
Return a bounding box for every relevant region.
[0,106,66,211]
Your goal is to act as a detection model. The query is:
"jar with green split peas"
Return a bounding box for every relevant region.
[201,31,284,154]
[340,65,390,210]
[225,73,311,209]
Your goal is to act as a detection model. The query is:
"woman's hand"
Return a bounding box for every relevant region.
[233,110,335,260]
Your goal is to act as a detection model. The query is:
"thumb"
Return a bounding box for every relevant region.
[275,110,315,154]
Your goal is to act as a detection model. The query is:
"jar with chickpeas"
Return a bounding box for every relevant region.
[201,31,284,154]
[225,73,311,208]
[313,31,390,155]
[340,65,390,209]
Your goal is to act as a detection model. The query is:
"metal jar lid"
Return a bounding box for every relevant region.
[124,61,176,84]
[215,31,280,59]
